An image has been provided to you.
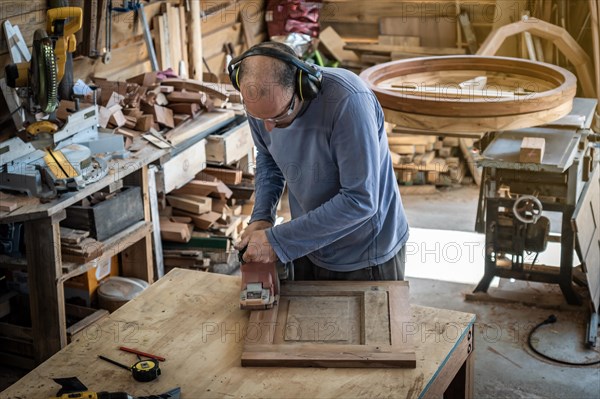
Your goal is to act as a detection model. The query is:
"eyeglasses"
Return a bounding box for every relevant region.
[243,94,296,123]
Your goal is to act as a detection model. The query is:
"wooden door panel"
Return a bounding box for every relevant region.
[242,281,416,368]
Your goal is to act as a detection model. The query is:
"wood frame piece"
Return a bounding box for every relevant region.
[476,17,596,99]
[360,56,576,117]
[360,55,577,133]
[242,281,416,368]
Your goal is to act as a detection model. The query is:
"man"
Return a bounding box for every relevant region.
[231,42,409,281]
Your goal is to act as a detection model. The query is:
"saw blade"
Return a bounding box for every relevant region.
[32,29,58,114]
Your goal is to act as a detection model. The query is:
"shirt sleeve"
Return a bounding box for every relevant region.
[266,93,382,263]
[248,118,285,225]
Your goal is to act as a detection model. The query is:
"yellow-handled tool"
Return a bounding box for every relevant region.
[46,7,83,82]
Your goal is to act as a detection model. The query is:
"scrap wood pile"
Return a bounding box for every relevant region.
[56,71,241,149]
[59,227,103,264]
[317,4,478,72]
[158,166,255,274]
[386,123,482,194]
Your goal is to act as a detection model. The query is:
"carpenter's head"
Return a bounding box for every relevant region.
[237,42,302,132]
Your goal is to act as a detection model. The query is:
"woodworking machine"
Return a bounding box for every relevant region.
[1,8,117,199]
[474,98,599,347]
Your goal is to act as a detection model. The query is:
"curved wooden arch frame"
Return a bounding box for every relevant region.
[383,101,572,134]
[360,56,577,118]
[477,17,596,99]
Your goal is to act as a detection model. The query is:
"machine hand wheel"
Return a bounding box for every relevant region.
[513,195,543,224]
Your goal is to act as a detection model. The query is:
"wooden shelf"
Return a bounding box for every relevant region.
[60,221,153,282]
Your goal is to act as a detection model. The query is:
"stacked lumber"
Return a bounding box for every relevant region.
[0,192,20,213]
[93,74,215,135]
[159,217,194,243]
[319,1,501,57]
[55,72,238,151]
[388,127,476,190]
[151,2,189,75]
[159,165,255,273]
[60,227,103,264]
[163,249,210,271]
[345,37,466,66]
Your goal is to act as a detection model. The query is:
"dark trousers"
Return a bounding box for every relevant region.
[292,246,406,281]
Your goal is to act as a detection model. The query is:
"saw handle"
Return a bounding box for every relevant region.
[46,7,83,37]
[46,7,83,36]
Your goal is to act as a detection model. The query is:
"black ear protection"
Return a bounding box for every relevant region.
[227,45,323,101]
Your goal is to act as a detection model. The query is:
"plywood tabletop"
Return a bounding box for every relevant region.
[1,269,476,399]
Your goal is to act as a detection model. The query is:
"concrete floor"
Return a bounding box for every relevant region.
[1,184,599,397]
[403,185,599,398]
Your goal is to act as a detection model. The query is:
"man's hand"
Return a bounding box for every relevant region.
[235,220,273,250]
[242,229,278,263]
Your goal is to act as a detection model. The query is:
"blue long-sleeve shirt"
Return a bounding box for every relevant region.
[248,67,409,271]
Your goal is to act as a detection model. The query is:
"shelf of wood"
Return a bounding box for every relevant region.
[0,139,160,367]
[60,221,153,282]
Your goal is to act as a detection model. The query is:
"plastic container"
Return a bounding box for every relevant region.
[97,276,149,312]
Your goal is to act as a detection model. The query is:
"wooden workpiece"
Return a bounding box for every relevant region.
[2,270,476,399]
[359,51,583,134]
[519,137,546,163]
[476,17,596,99]
[242,281,416,368]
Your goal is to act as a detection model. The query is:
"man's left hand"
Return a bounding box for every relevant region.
[243,230,278,263]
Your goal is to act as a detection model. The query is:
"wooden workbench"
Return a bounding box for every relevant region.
[0,138,167,368]
[0,108,246,367]
[1,270,476,399]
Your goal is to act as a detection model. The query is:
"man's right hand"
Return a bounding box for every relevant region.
[235,220,274,250]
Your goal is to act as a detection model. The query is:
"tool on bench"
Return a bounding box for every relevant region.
[51,377,180,399]
[98,353,161,382]
[238,245,280,310]
[1,7,111,198]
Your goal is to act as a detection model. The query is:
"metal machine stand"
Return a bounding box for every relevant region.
[474,99,599,341]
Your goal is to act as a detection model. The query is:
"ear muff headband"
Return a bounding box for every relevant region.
[228,46,322,100]
[298,69,304,101]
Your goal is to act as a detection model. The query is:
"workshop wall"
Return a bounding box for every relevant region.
[0,1,47,78]
[320,0,595,65]
[0,0,266,82]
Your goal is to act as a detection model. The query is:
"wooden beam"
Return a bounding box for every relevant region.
[178,4,189,75]
[519,137,545,163]
[589,0,600,118]
[166,195,213,215]
[319,26,359,63]
[190,0,203,80]
[25,212,67,364]
[122,166,154,284]
[458,12,478,54]
[202,167,243,185]
[171,180,233,200]
[345,43,465,56]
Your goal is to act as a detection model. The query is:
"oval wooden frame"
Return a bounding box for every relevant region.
[360,56,576,119]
